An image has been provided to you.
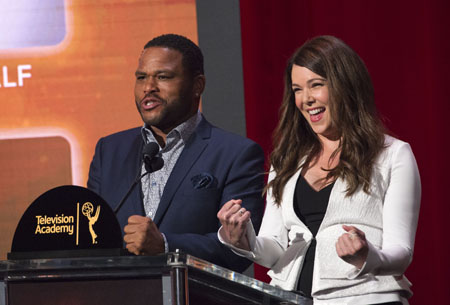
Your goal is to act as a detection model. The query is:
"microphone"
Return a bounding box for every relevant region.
[113,142,164,214]
[143,142,164,172]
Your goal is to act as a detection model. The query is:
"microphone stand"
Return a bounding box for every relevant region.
[113,166,150,214]
[113,142,164,215]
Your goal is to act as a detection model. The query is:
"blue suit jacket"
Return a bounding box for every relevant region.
[87,117,265,272]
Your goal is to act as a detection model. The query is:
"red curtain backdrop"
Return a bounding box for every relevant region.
[240,1,450,304]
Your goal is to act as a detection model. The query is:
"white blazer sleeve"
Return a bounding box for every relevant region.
[350,141,421,278]
[218,168,290,268]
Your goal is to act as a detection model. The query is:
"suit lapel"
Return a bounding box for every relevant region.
[125,132,145,215]
[153,118,211,225]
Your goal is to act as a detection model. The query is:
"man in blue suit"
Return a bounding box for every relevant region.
[87,34,264,272]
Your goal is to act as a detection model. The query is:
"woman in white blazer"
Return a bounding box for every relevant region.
[218,36,421,305]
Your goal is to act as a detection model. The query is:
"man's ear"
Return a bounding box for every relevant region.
[193,74,206,97]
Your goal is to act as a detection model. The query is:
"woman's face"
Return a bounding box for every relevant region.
[291,64,336,139]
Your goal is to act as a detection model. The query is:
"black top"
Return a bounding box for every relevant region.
[294,175,334,298]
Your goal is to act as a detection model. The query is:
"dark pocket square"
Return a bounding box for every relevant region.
[191,173,217,189]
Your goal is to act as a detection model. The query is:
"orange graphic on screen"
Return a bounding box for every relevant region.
[0,0,198,259]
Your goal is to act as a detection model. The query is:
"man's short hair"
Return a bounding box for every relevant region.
[144,34,204,77]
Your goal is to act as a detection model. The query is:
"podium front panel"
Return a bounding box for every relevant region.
[8,278,163,305]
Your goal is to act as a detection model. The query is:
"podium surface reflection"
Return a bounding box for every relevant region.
[0,252,312,305]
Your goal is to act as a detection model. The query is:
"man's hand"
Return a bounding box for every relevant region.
[335,225,369,269]
[123,215,165,255]
[217,199,251,250]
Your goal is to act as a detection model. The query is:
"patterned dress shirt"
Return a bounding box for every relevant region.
[140,112,201,219]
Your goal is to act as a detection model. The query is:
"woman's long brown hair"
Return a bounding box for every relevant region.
[266,36,386,205]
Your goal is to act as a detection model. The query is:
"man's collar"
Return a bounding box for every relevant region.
[141,112,202,145]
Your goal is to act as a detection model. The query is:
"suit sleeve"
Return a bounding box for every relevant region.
[164,141,265,273]
[87,137,104,194]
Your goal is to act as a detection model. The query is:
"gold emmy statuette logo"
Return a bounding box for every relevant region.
[81,202,100,244]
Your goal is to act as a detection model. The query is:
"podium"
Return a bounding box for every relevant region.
[0,251,312,305]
